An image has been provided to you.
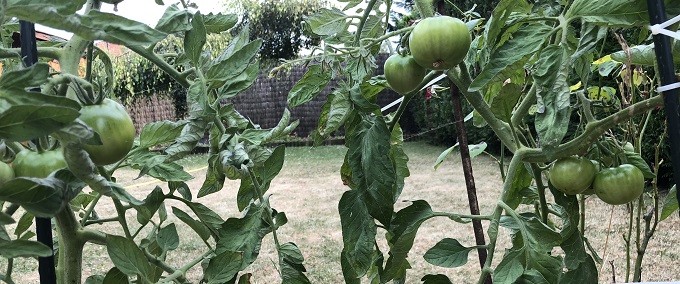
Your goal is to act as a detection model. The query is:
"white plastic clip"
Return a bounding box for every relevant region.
[657,82,680,93]
[649,14,680,40]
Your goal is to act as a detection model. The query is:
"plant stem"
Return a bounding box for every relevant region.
[579,194,586,235]
[247,168,282,249]
[80,193,102,226]
[55,207,85,284]
[432,212,491,220]
[127,45,190,88]
[160,251,211,283]
[450,83,489,279]
[477,150,526,284]
[354,0,378,45]
[531,164,550,224]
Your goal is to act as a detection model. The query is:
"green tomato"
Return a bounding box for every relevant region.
[549,157,597,195]
[408,16,471,70]
[594,164,645,205]
[384,54,426,95]
[581,160,603,195]
[0,161,14,186]
[79,98,136,165]
[12,149,67,178]
[623,142,635,153]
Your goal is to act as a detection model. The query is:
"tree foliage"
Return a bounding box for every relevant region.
[225,0,327,61]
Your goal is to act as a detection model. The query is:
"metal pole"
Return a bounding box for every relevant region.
[647,0,680,215]
[19,20,57,284]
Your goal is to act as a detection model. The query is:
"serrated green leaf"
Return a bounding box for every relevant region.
[344,112,396,225]
[203,250,243,284]
[0,177,64,217]
[0,63,49,89]
[423,238,473,268]
[280,242,311,283]
[566,0,649,26]
[157,223,179,252]
[172,207,211,241]
[383,200,434,281]
[8,9,166,46]
[490,83,523,122]
[207,39,262,89]
[624,152,655,179]
[219,63,259,100]
[316,89,352,139]
[560,255,598,284]
[106,235,152,278]
[470,24,551,92]
[661,186,678,221]
[339,190,377,279]
[139,120,187,149]
[154,4,191,33]
[185,12,206,65]
[534,45,573,151]
[203,13,238,34]
[216,203,271,267]
[305,8,348,36]
[0,239,52,258]
[198,152,227,198]
[288,65,332,108]
[134,187,165,226]
[0,91,81,141]
[421,274,453,284]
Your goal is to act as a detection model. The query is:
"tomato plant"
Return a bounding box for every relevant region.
[12,149,67,178]
[549,157,597,195]
[594,164,645,205]
[79,98,135,165]
[408,16,471,70]
[383,53,426,94]
[0,161,13,185]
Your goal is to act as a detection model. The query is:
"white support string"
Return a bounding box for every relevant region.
[381,73,447,113]
[650,14,680,93]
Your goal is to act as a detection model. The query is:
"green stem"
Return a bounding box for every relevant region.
[354,0,379,45]
[531,164,550,224]
[55,207,85,284]
[579,194,586,235]
[388,71,441,131]
[0,47,62,60]
[127,45,190,88]
[247,167,282,249]
[414,0,435,17]
[523,95,664,162]
[477,150,526,284]
[80,193,102,226]
[361,26,415,48]
[577,91,596,123]
[161,251,211,283]
[4,141,24,156]
[112,198,133,239]
[511,85,536,127]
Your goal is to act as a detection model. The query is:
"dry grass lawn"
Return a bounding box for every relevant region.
[4,142,679,283]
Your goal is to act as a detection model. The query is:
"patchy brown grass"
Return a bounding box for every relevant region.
[3,142,679,283]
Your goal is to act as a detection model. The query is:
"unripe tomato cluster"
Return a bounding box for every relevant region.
[384,16,471,95]
[549,156,645,205]
[0,99,135,186]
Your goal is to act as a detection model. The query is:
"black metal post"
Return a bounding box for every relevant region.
[19,20,57,284]
[647,0,680,214]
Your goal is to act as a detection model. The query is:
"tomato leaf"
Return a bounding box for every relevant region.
[624,151,656,179]
[156,224,179,252]
[218,64,260,100]
[560,255,598,284]
[490,83,522,123]
[203,13,238,34]
[155,4,192,33]
[0,239,52,258]
[134,187,165,227]
[338,190,377,280]
[172,207,211,241]
[344,112,396,225]
[279,242,312,283]
[0,91,81,141]
[566,0,650,26]
[469,23,551,92]
[534,45,573,152]
[383,201,435,281]
[202,250,243,284]
[102,267,130,284]
[139,120,187,149]
[424,238,473,268]
[421,274,453,284]
[0,63,49,89]
[314,89,352,143]
[305,8,348,36]
[660,185,678,221]
[216,202,271,267]
[287,64,332,108]
[0,177,65,217]
[207,39,262,89]
[106,235,152,279]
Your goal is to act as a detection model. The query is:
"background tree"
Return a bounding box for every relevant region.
[224,0,327,62]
